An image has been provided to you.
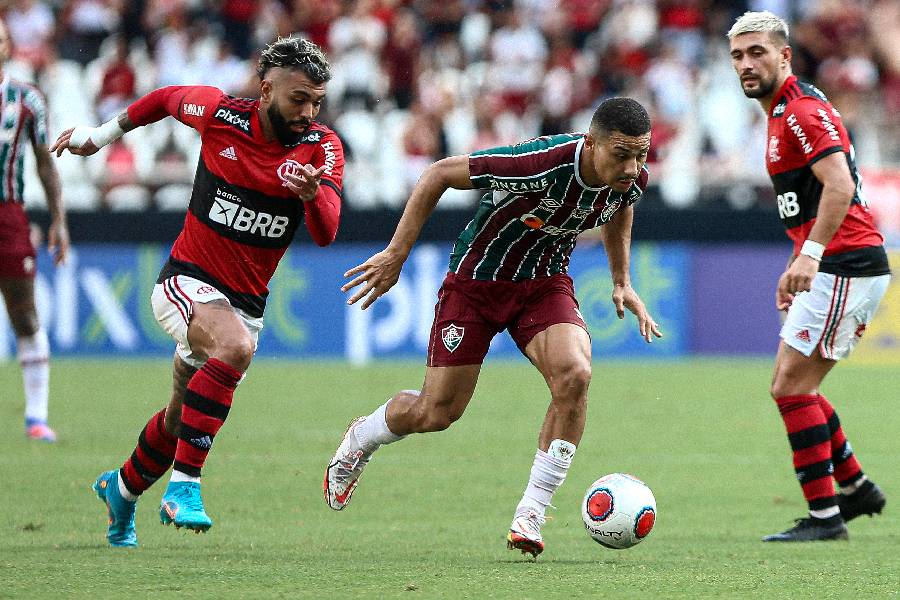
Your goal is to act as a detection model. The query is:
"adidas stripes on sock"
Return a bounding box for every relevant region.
[816,394,867,491]
[172,358,242,478]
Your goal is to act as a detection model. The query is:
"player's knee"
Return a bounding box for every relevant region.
[212,334,255,373]
[549,360,592,402]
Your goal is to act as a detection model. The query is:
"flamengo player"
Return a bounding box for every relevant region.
[50,37,343,547]
[729,12,891,542]
[326,97,661,558]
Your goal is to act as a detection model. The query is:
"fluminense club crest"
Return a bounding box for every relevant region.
[441,324,465,353]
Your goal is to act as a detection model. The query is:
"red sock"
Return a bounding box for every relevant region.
[817,394,865,486]
[121,408,178,496]
[173,358,242,478]
[775,394,837,512]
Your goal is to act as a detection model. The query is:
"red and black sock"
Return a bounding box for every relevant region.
[775,394,838,516]
[817,394,865,487]
[173,358,242,478]
[121,408,178,496]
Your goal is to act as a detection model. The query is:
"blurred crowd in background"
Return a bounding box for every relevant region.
[5,0,900,233]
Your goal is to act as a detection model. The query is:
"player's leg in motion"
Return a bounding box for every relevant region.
[763,342,849,542]
[159,299,251,533]
[325,364,481,510]
[0,277,55,441]
[819,394,886,521]
[94,355,194,547]
[506,323,590,558]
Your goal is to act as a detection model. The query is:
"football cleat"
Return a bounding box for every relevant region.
[159,481,212,533]
[324,416,370,510]
[839,482,886,522]
[26,422,57,442]
[507,509,548,557]
[94,470,137,547]
[762,517,848,542]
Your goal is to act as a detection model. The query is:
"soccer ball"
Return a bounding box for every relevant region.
[581,473,656,549]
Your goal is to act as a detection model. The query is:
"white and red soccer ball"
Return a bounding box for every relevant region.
[582,473,656,549]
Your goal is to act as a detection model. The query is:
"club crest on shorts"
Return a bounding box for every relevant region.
[441,324,465,353]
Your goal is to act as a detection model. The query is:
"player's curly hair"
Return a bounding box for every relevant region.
[727,11,789,45]
[257,36,332,83]
[590,97,651,138]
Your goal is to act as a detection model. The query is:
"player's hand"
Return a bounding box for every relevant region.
[49,127,100,157]
[342,248,408,310]
[47,220,70,266]
[612,283,662,343]
[284,164,326,202]
[776,255,818,310]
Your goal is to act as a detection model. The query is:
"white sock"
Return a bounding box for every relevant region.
[169,470,200,484]
[18,329,50,424]
[839,475,868,495]
[117,472,139,502]
[354,398,408,454]
[810,506,840,520]
[516,440,575,517]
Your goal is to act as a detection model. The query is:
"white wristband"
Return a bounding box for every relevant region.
[69,118,126,149]
[800,240,825,261]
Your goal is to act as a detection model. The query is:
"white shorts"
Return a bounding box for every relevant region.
[151,275,264,369]
[781,272,890,360]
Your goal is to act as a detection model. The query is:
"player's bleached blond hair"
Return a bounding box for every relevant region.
[727,11,789,45]
[258,36,331,83]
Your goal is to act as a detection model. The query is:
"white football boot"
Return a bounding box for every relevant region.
[324,417,370,510]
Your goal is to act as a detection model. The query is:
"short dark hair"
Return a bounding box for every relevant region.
[590,97,651,137]
[258,37,332,84]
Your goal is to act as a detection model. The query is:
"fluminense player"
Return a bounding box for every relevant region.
[0,18,69,442]
[729,11,890,542]
[51,37,344,547]
[325,97,661,558]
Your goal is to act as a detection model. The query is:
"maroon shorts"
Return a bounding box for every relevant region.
[427,271,588,367]
[0,201,36,279]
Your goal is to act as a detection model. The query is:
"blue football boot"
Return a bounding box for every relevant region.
[93,470,137,547]
[159,481,212,533]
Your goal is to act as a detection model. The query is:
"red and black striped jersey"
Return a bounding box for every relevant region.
[0,75,48,204]
[766,75,888,276]
[128,85,344,317]
[450,134,648,281]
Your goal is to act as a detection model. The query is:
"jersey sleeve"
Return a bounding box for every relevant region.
[785,96,845,166]
[23,87,48,146]
[468,136,567,191]
[303,130,344,246]
[127,85,223,134]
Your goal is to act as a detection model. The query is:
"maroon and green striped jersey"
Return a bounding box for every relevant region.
[0,76,48,203]
[450,133,649,281]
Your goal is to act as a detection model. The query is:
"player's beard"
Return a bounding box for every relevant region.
[742,72,778,99]
[267,101,309,147]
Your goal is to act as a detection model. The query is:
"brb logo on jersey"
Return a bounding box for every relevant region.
[214,107,252,135]
[208,189,289,238]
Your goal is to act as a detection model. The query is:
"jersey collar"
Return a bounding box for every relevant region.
[574,136,608,192]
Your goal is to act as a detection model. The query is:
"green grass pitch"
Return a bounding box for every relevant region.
[1,358,897,599]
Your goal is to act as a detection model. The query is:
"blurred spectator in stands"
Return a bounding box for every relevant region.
[94,35,137,122]
[196,38,256,96]
[867,0,900,126]
[657,0,704,65]
[287,0,340,50]
[538,16,577,135]
[330,0,387,111]
[119,0,148,46]
[58,0,122,66]
[215,0,259,60]
[417,0,465,43]
[643,39,693,121]
[150,4,192,87]
[2,0,55,77]
[399,100,445,194]
[382,6,420,109]
[559,0,609,50]
[488,6,547,116]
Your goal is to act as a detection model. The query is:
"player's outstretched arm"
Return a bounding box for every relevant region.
[342,154,473,309]
[50,111,136,157]
[600,205,661,343]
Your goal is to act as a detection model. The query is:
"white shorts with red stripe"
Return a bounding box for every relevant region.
[781,272,890,360]
[151,275,264,369]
